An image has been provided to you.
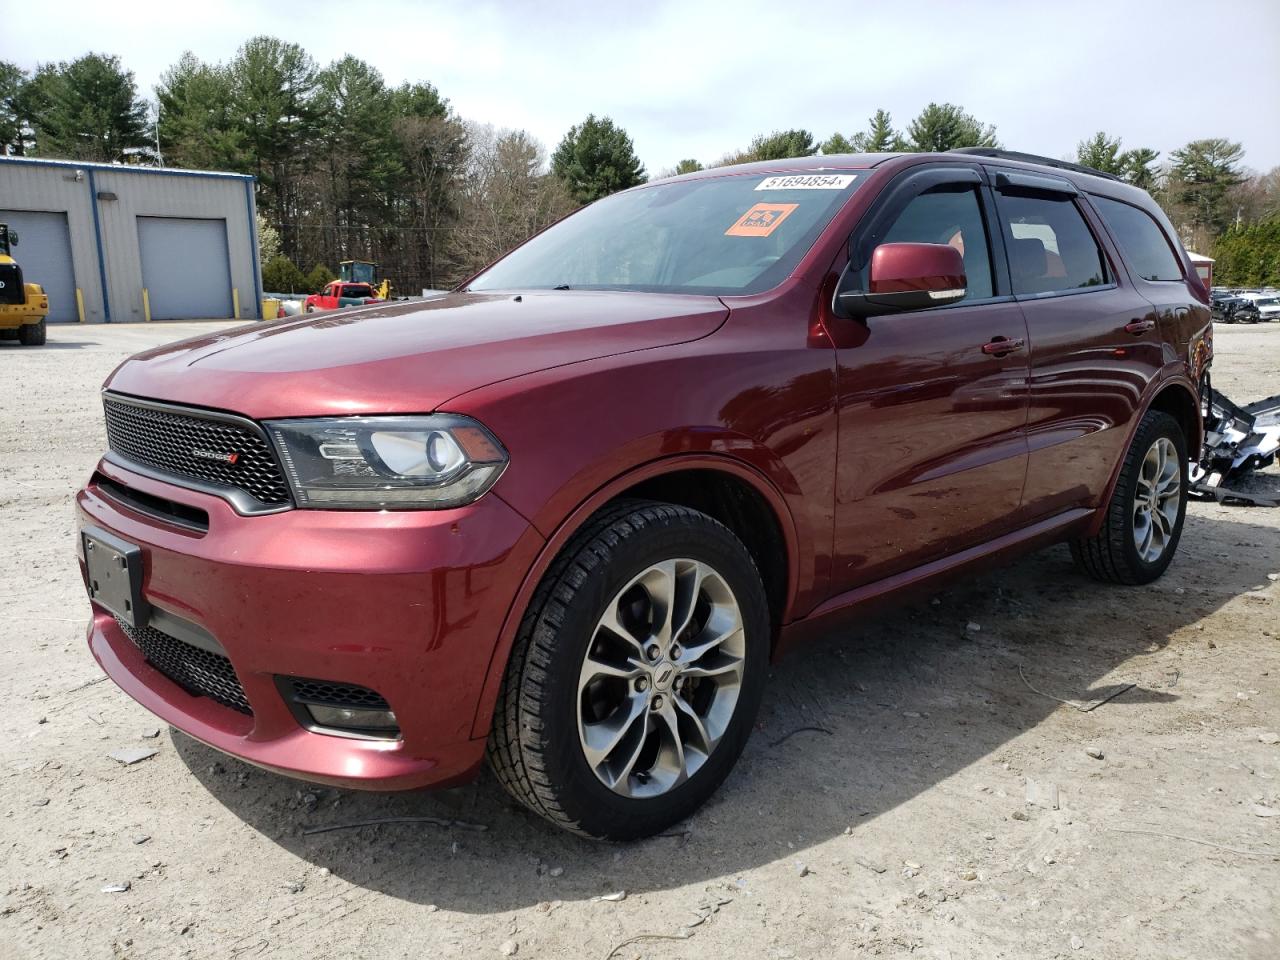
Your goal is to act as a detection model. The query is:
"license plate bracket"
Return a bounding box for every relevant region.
[82,525,149,627]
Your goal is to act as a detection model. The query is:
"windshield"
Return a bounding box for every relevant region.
[467,172,867,296]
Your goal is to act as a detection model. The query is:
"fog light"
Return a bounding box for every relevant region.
[305,704,399,733]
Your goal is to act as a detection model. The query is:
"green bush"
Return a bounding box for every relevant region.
[262,256,306,294]
[305,263,337,293]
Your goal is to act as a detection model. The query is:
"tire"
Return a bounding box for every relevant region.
[18,319,45,346]
[305,304,315,313]
[1071,410,1187,585]
[487,500,770,840]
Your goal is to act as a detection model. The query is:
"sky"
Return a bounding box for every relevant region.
[4,0,1279,175]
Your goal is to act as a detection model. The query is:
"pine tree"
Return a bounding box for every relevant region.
[31,54,150,162]
[1076,132,1125,175]
[315,56,396,260]
[156,53,245,170]
[1168,138,1245,235]
[820,132,854,155]
[1076,132,1160,189]
[231,37,321,261]
[551,114,646,204]
[851,110,905,152]
[905,103,998,152]
[0,61,26,155]
[1122,148,1160,191]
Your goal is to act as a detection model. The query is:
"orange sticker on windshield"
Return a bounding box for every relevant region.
[725,202,798,237]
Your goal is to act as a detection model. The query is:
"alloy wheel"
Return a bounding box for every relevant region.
[577,558,745,798]
[1132,436,1181,563]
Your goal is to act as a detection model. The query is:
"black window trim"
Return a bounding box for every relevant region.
[840,162,1006,311]
[1085,192,1187,284]
[987,169,1117,301]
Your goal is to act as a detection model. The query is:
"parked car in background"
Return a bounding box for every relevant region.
[1213,296,1261,324]
[1253,295,1280,321]
[304,281,384,312]
[77,149,1210,839]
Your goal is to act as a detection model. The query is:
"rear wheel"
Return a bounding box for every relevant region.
[487,501,769,839]
[18,319,45,346]
[1071,410,1187,585]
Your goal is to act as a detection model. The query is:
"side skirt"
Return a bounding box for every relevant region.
[776,507,1095,656]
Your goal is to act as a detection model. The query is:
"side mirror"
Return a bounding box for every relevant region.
[836,242,967,317]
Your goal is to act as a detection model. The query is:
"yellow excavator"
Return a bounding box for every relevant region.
[0,224,49,346]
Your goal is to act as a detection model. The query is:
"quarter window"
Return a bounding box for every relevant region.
[877,186,994,301]
[1090,195,1183,282]
[998,194,1108,296]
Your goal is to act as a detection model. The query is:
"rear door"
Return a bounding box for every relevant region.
[829,164,1031,592]
[988,169,1163,520]
[1088,192,1211,370]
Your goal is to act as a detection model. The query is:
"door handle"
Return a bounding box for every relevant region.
[981,337,1025,356]
[1124,319,1155,335]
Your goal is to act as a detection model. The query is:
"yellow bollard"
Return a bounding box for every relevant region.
[142,288,151,323]
[232,288,240,320]
[75,288,85,323]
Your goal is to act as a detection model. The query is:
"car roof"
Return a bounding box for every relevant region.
[661,150,1154,205]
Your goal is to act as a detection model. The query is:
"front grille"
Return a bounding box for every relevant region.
[118,618,252,715]
[103,395,292,507]
[284,677,390,709]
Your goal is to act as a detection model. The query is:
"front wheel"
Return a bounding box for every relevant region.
[487,501,769,839]
[1071,410,1187,584]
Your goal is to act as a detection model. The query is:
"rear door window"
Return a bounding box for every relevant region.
[1090,195,1184,282]
[997,194,1109,296]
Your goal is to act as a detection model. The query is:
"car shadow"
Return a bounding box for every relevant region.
[174,511,1279,913]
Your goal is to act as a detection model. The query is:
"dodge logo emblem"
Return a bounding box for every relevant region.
[191,448,240,465]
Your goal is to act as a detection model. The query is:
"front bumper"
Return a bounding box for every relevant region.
[76,455,544,790]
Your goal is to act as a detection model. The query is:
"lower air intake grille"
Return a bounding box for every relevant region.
[285,677,390,709]
[118,618,252,715]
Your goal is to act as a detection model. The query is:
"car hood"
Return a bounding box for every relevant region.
[105,291,728,419]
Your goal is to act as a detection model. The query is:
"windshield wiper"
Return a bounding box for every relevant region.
[552,284,572,290]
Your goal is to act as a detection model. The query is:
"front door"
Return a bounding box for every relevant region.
[828,165,1030,593]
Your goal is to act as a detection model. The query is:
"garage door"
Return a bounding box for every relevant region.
[0,210,77,322]
[137,217,233,320]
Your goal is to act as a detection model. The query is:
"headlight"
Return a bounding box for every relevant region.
[265,415,507,510]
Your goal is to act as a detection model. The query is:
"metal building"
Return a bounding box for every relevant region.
[0,157,260,323]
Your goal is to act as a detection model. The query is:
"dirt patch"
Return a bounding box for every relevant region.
[2,322,1277,959]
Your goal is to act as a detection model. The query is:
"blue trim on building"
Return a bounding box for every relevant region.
[85,168,111,322]
[243,178,261,317]
[0,155,253,182]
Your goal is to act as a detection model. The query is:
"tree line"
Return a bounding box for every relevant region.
[1,48,1277,290]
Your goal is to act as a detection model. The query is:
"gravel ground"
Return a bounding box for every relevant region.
[2,320,1278,960]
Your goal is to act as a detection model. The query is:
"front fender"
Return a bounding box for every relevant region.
[471,451,803,739]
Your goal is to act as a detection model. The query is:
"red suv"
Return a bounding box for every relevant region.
[77,150,1212,839]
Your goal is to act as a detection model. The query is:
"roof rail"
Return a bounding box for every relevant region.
[948,148,1122,182]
